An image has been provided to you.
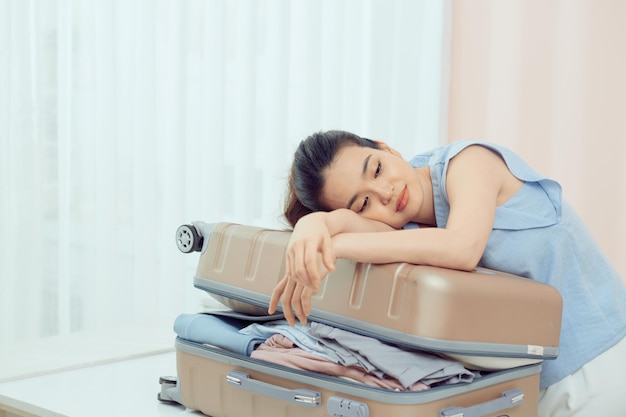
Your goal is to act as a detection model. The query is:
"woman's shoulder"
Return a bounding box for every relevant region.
[407,140,492,167]
[412,140,556,183]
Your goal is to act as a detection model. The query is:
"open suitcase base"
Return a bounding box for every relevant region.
[159,338,540,417]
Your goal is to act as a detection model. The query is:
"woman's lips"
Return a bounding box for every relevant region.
[396,186,409,212]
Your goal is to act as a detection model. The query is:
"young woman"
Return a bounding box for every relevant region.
[268,130,626,415]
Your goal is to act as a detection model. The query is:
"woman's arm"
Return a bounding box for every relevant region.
[271,144,523,324]
[312,207,397,235]
[284,209,394,290]
[271,209,394,325]
[331,227,480,271]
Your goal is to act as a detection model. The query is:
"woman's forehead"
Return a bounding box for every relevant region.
[332,145,373,170]
[321,145,374,208]
[324,146,371,182]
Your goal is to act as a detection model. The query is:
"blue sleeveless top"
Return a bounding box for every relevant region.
[407,140,626,389]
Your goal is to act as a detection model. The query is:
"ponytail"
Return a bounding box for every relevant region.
[284,191,313,228]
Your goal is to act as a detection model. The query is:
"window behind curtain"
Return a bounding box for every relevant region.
[0,0,449,376]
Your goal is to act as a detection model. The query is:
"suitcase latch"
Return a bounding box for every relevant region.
[327,396,370,417]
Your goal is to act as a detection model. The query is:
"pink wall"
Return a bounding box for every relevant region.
[448,0,626,282]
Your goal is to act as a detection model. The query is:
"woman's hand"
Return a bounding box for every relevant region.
[268,276,314,326]
[284,212,336,291]
[268,251,332,325]
[268,209,391,325]
[283,210,390,290]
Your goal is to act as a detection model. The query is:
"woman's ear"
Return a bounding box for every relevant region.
[375,141,402,157]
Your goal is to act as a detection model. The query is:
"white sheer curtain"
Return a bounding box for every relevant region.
[0,0,448,358]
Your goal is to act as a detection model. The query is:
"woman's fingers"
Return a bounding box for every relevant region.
[291,236,335,290]
[268,276,288,314]
[292,284,308,325]
[280,278,298,326]
[268,275,315,326]
[301,286,313,317]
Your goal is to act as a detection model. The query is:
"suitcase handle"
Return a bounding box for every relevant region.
[439,389,524,417]
[226,370,321,407]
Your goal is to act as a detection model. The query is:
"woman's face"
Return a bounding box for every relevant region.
[319,144,427,229]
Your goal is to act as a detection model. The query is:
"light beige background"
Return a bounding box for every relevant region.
[447,0,626,282]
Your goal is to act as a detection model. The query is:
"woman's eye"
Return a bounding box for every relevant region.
[374,162,381,177]
[359,196,369,213]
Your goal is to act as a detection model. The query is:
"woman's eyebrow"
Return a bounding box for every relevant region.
[346,154,372,209]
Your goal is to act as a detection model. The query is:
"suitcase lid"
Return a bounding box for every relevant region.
[187,222,563,363]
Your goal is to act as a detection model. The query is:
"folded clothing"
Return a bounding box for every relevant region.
[174,313,267,356]
[252,334,430,391]
[308,322,478,389]
[239,320,339,362]
[175,313,478,391]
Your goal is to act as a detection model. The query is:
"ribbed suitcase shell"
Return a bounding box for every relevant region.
[175,338,541,417]
[193,222,562,365]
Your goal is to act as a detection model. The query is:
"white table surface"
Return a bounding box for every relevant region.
[0,351,204,417]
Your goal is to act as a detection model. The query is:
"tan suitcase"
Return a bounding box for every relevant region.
[159,221,563,417]
[169,338,540,417]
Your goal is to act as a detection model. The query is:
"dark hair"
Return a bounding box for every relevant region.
[284,130,380,227]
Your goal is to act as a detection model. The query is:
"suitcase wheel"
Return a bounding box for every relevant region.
[157,393,180,405]
[158,375,182,406]
[159,376,178,385]
[175,224,203,253]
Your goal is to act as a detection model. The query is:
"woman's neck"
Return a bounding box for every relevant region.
[413,166,437,226]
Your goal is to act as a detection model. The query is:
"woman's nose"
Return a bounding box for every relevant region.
[373,182,393,204]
